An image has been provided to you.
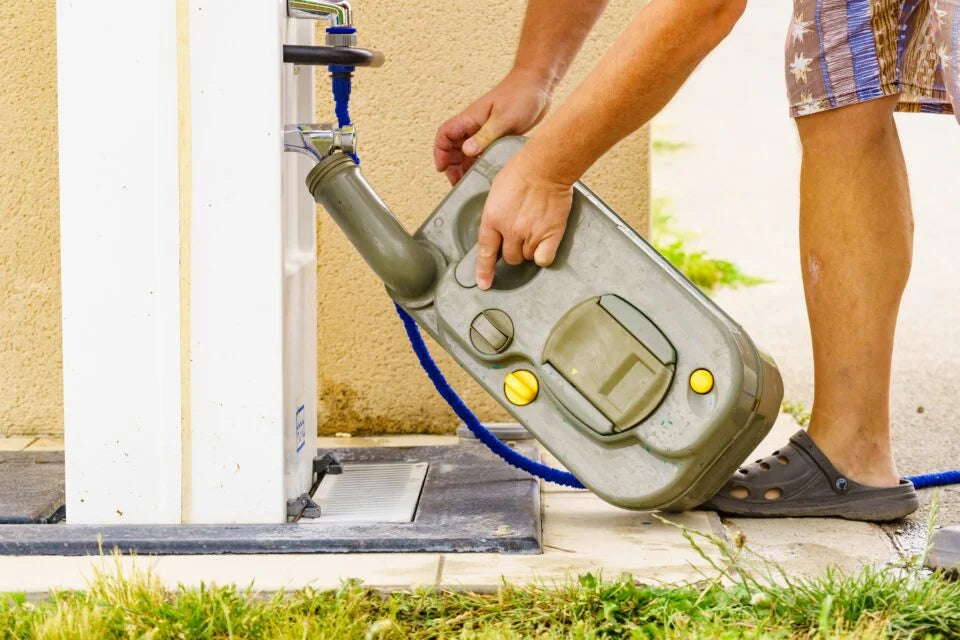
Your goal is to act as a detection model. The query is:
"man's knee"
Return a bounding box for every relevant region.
[796,96,899,154]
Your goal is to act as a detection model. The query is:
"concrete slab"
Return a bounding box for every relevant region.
[0,496,728,593]
[0,451,65,524]
[0,437,37,452]
[0,553,444,593]
[317,435,459,449]
[440,496,726,589]
[24,437,64,451]
[927,526,960,573]
[723,517,896,577]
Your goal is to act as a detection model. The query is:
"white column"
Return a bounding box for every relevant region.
[58,1,183,524]
[282,18,320,513]
[187,0,317,523]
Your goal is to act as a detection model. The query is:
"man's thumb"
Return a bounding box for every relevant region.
[463,119,502,157]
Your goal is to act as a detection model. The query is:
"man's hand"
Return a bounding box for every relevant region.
[475,149,574,290]
[434,69,552,185]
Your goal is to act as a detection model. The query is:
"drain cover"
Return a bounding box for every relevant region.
[308,462,428,523]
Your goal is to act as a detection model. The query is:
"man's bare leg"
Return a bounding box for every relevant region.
[795,95,913,488]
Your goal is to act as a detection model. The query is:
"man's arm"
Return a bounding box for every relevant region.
[511,0,610,93]
[527,0,744,182]
[475,0,747,288]
[434,0,609,185]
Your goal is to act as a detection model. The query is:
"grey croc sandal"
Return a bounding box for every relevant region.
[701,430,919,521]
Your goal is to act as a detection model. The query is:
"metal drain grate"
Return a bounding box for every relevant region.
[307,462,428,523]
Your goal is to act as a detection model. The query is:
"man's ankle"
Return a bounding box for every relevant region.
[805,422,900,488]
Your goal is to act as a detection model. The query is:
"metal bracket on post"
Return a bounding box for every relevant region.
[287,494,321,522]
[287,453,344,522]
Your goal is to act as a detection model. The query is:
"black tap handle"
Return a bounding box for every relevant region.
[283,45,384,68]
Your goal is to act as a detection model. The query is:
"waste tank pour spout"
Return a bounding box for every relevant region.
[304,152,439,299]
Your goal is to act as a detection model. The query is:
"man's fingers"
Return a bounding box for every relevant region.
[501,236,524,265]
[533,234,562,268]
[444,155,479,185]
[521,236,537,261]
[475,224,502,291]
[444,166,463,186]
[462,117,503,157]
[434,115,480,171]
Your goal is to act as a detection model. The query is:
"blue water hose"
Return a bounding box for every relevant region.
[393,303,585,488]
[908,470,960,489]
[327,29,959,493]
[327,26,360,164]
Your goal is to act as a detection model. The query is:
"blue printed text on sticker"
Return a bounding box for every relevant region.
[295,404,306,453]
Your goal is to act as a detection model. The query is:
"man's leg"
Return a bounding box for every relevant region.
[795,94,913,488]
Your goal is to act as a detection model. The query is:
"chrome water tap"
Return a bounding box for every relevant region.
[287,0,353,27]
[287,1,357,48]
[283,124,357,163]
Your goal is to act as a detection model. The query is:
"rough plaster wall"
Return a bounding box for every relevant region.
[0,1,650,437]
[314,1,651,434]
[0,1,62,436]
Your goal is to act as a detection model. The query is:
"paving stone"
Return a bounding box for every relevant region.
[24,437,64,451]
[0,451,65,524]
[723,516,895,577]
[317,435,458,449]
[926,526,960,572]
[0,437,37,452]
[0,553,443,593]
[440,493,726,589]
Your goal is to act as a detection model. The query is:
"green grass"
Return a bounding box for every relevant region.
[2,521,958,640]
[649,133,765,293]
[652,198,766,293]
[781,400,812,428]
[651,138,691,154]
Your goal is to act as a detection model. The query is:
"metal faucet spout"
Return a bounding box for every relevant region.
[287,0,353,26]
[284,124,356,164]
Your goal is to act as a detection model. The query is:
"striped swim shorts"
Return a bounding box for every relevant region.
[786,0,960,120]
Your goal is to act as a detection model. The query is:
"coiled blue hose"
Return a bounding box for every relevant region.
[327,27,958,493]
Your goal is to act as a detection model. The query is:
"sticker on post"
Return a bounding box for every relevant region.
[295,404,306,453]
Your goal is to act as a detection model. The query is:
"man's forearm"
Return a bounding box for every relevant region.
[523,0,746,182]
[512,0,610,90]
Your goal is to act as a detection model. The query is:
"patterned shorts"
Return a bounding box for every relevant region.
[786,0,960,121]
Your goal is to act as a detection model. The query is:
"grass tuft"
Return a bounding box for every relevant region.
[781,400,812,428]
[652,138,692,154]
[652,198,766,294]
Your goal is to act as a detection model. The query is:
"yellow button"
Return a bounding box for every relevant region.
[689,369,714,394]
[504,370,539,406]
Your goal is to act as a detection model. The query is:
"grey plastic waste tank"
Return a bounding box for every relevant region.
[306,136,783,511]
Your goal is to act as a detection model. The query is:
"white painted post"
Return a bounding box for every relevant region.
[58,0,315,525]
[57,2,183,524]
[187,0,317,523]
[282,19,320,514]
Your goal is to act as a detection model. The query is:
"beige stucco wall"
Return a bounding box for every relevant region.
[0,1,649,436]
[0,1,62,436]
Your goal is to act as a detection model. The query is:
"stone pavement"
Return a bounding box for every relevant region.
[653,1,960,558]
[0,431,901,594]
